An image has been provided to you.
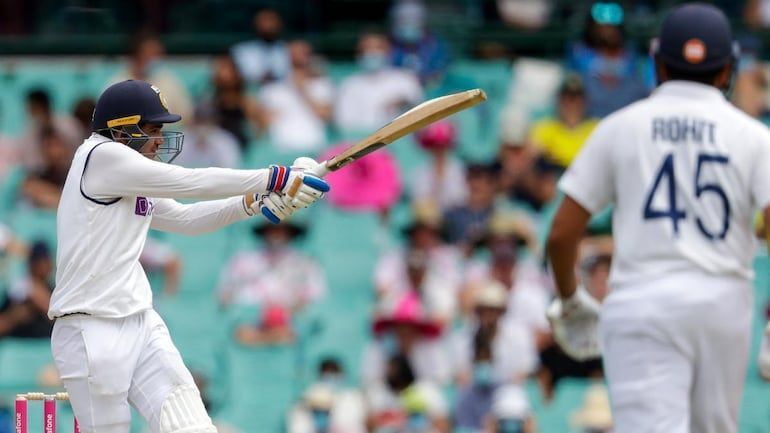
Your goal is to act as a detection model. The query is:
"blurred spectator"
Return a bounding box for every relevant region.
[109,31,193,123]
[569,384,612,433]
[411,121,468,212]
[496,0,553,30]
[20,126,73,209]
[731,53,769,123]
[319,142,402,213]
[483,386,536,433]
[335,32,423,132]
[139,236,182,296]
[231,9,290,85]
[452,281,536,389]
[207,55,265,150]
[18,88,80,170]
[71,97,96,140]
[0,241,54,338]
[443,164,499,251]
[461,212,547,335]
[258,40,334,152]
[288,358,366,433]
[235,303,295,346]
[363,294,450,433]
[218,220,325,309]
[496,110,537,204]
[389,0,450,85]
[363,293,451,386]
[529,75,598,169]
[374,203,463,325]
[173,104,242,169]
[566,2,647,117]
[517,156,562,216]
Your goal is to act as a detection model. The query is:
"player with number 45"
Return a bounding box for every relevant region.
[546,4,770,433]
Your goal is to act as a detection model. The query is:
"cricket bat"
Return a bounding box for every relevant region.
[288,88,487,196]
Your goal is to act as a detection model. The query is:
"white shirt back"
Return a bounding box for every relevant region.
[559,81,770,287]
[50,135,154,318]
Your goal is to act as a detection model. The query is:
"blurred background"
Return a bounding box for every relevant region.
[1,1,770,432]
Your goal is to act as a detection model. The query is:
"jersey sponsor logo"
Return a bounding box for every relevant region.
[683,38,706,64]
[652,117,715,145]
[135,197,153,216]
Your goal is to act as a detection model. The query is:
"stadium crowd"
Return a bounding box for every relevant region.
[1,1,770,433]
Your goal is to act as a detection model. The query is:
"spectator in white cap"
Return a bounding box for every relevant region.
[389,0,450,85]
[452,281,536,433]
[335,31,423,133]
[484,385,535,433]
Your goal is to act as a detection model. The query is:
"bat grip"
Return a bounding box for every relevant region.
[288,161,329,198]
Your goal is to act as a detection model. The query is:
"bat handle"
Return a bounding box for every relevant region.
[288,160,330,198]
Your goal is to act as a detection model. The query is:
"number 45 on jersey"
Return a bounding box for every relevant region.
[643,153,730,240]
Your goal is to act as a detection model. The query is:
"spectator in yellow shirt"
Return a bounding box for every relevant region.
[530,75,599,168]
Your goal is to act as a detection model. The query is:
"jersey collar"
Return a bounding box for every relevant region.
[654,80,726,102]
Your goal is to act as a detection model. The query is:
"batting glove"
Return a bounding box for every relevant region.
[266,158,330,210]
[546,286,602,361]
[759,321,770,380]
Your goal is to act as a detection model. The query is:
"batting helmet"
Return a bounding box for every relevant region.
[93,80,184,163]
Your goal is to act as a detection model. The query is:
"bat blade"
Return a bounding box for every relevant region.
[287,88,487,198]
[324,88,487,172]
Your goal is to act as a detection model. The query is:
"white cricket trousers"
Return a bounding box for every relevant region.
[51,309,204,433]
[600,273,753,433]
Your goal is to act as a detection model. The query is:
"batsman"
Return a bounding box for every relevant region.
[48,79,330,433]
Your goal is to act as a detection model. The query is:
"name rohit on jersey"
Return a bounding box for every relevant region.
[652,117,716,145]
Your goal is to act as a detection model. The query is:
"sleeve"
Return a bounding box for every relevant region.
[750,131,770,210]
[557,120,615,214]
[83,141,270,200]
[149,196,250,235]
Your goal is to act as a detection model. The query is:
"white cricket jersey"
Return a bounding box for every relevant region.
[560,81,770,288]
[50,133,271,318]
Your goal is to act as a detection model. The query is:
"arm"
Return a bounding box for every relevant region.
[150,197,251,235]
[547,196,592,299]
[84,141,271,200]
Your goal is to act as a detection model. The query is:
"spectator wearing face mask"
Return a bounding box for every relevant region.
[258,40,334,152]
[288,358,366,433]
[108,30,193,124]
[453,281,536,433]
[231,8,290,85]
[335,31,423,134]
[389,0,450,85]
[566,2,647,117]
[220,221,326,346]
